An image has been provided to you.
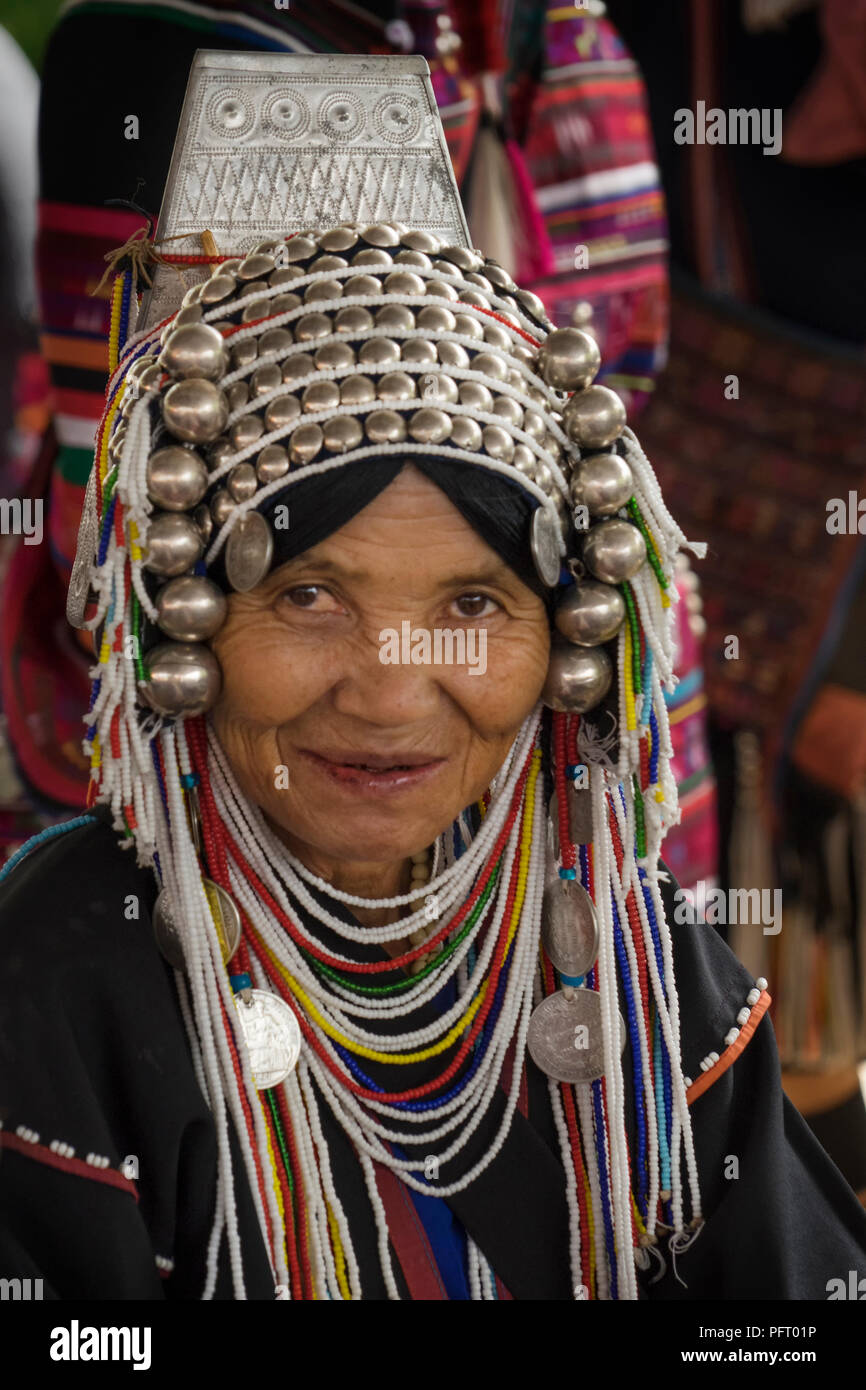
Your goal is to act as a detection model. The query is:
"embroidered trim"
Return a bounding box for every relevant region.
[684,981,772,1105]
[0,1123,139,1202]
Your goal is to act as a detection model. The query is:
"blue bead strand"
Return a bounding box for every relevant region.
[0,815,98,885]
[612,892,648,1220]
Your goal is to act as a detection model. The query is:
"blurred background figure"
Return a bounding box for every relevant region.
[606,0,866,1199]
[0,13,51,853]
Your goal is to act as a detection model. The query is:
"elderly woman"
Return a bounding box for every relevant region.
[1,214,865,1303]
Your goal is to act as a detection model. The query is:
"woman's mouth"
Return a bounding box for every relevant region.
[298,749,447,793]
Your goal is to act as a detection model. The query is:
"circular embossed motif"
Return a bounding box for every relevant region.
[263,90,311,141]
[318,91,364,142]
[206,88,255,139]
[374,92,421,143]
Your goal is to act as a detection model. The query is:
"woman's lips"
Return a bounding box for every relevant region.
[297,748,446,794]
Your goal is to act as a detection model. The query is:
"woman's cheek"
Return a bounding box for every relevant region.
[443,629,549,729]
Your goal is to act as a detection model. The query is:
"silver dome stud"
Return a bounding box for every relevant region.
[458,380,494,412]
[482,424,515,462]
[146,446,209,511]
[450,416,483,451]
[419,372,458,404]
[302,379,341,413]
[264,394,302,432]
[359,338,401,367]
[227,462,258,502]
[294,312,333,342]
[162,379,229,444]
[375,304,416,332]
[227,381,250,411]
[454,313,485,341]
[284,235,318,262]
[570,452,634,517]
[250,364,282,398]
[554,581,626,646]
[537,327,601,393]
[361,223,401,248]
[562,385,627,451]
[378,371,416,402]
[401,229,442,254]
[140,643,222,717]
[582,518,646,584]
[314,341,356,372]
[210,489,235,526]
[175,304,204,326]
[143,512,204,577]
[324,416,363,453]
[229,415,265,451]
[366,409,407,444]
[335,306,374,334]
[438,341,470,368]
[303,279,344,303]
[401,339,438,364]
[426,279,460,302]
[258,327,294,357]
[409,407,451,444]
[256,444,290,483]
[418,304,457,333]
[341,375,376,406]
[318,226,359,254]
[352,247,394,269]
[281,354,315,385]
[199,274,236,306]
[232,339,258,370]
[342,273,383,297]
[471,351,508,382]
[493,395,524,427]
[288,422,324,465]
[394,249,433,270]
[238,252,276,280]
[156,575,228,641]
[542,638,613,713]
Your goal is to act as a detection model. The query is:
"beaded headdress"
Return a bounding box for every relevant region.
[69,52,705,1300]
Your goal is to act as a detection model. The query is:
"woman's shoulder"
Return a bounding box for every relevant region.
[0,808,157,971]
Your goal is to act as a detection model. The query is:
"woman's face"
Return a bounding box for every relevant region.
[209,465,550,871]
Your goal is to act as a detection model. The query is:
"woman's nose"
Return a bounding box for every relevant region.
[329,628,443,726]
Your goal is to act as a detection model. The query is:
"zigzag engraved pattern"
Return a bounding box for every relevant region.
[177,148,454,231]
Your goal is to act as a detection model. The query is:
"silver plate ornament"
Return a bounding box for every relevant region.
[531,505,562,588]
[527,989,623,1085]
[141,52,471,328]
[66,465,99,629]
[234,989,302,1088]
[549,790,593,858]
[153,878,242,970]
[541,878,599,979]
[225,511,274,592]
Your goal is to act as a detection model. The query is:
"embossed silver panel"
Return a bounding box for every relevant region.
[141,52,470,329]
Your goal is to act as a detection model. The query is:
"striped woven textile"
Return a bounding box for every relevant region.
[506,2,669,417]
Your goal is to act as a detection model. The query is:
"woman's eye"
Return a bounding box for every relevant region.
[453,592,497,619]
[282,585,338,611]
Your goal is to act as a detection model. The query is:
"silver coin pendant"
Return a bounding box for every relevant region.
[541,877,599,979]
[225,511,274,592]
[234,989,301,1088]
[527,989,610,1084]
[531,505,562,588]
